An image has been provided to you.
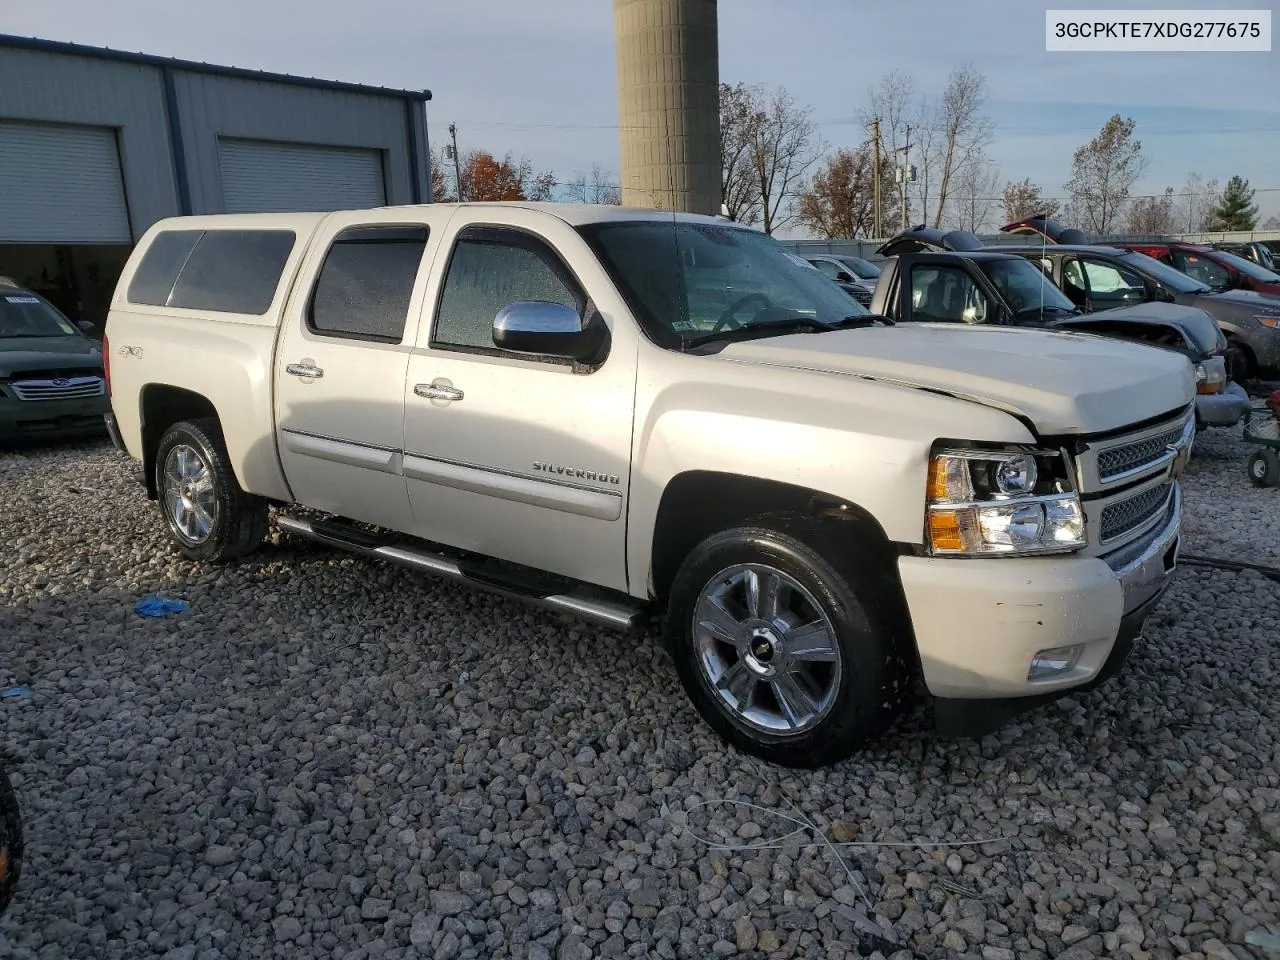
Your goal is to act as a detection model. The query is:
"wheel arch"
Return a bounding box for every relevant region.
[139,384,220,499]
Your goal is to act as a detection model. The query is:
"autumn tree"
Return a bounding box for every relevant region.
[1209,175,1259,231]
[718,82,823,234]
[796,147,897,238]
[565,163,621,205]
[458,150,556,202]
[926,64,995,228]
[1126,187,1177,235]
[1001,178,1060,223]
[949,150,1000,233]
[1064,115,1145,233]
[1177,172,1219,233]
[720,82,764,224]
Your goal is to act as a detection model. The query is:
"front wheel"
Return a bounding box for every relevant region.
[155,418,269,562]
[664,521,906,768]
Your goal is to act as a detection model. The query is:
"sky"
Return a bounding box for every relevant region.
[5,0,1278,233]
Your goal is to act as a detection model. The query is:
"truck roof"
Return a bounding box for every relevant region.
[141,203,735,234]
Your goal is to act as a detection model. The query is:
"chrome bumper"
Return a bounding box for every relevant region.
[1105,483,1182,615]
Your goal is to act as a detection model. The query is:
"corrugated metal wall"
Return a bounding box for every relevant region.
[0,46,178,239]
[0,41,430,241]
[170,70,423,216]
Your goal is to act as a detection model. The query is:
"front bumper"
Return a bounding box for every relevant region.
[899,485,1181,726]
[1195,382,1251,427]
[0,396,110,442]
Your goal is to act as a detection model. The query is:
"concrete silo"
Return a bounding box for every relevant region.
[613,0,721,215]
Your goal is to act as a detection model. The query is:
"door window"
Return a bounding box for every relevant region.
[1077,258,1148,307]
[1170,251,1230,290]
[908,265,991,323]
[433,226,586,354]
[308,225,429,342]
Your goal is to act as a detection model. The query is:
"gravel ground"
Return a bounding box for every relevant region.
[1,425,1277,960]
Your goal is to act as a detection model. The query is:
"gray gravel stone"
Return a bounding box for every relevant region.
[2,429,1277,959]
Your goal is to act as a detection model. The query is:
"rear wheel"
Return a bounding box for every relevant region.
[1247,449,1280,488]
[664,519,907,768]
[1225,340,1255,382]
[155,419,269,562]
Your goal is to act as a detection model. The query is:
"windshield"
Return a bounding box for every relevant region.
[979,258,1078,313]
[0,291,80,339]
[1114,250,1210,293]
[834,256,881,280]
[1212,249,1280,283]
[576,220,873,349]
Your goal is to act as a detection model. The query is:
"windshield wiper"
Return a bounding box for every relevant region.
[684,314,883,349]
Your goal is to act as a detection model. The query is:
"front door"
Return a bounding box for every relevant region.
[274,211,447,531]
[401,212,638,593]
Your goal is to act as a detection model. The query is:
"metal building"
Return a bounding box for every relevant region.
[0,33,432,332]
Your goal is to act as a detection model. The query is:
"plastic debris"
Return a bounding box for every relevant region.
[134,596,190,618]
[1,686,31,701]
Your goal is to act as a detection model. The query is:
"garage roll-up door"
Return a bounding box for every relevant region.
[218,139,386,214]
[0,120,132,243]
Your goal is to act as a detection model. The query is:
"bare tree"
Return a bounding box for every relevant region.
[565,163,621,205]
[928,64,995,228]
[796,147,898,238]
[1178,172,1220,233]
[1064,115,1145,233]
[746,87,825,234]
[1263,214,1280,230]
[1126,187,1177,234]
[948,150,1001,232]
[1001,178,1061,223]
[720,82,764,225]
[860,70,919,223]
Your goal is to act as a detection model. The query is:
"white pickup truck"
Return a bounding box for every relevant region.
[103,202,1195,767]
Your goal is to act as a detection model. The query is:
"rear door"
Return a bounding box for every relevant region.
[273,208,453,530]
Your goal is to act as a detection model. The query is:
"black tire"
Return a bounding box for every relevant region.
[664,517,908,768]
[0,765,21,917]
[1247,449,1280,488]
[1225,341,1255,382]
[154,418,269,562]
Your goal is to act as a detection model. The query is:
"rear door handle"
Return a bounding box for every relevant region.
[286,362,325,379]
[415,382,464,402]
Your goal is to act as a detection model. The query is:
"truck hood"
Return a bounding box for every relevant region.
[717,324,1194,436]
[0,336,103,376]
[1053,301,1225,356]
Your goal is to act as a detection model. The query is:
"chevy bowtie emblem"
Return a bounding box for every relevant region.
[52,378,70,386]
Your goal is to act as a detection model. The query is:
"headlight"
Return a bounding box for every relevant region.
[926,448,1086,556]
[1195,358,1226,395]
[1256,315,1280,329]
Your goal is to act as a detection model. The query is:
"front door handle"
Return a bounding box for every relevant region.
[415,382,464,402]
[286,362,325,379]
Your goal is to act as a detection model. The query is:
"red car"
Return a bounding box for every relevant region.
[1117,241,1280,297]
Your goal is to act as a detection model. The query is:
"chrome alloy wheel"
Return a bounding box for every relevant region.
[692,563,843,735]
[162,443,218,543]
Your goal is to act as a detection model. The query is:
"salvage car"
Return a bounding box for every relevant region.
[999,217,1280,381]
[804,254,880,308]
[873,226,1247,429]
[1208,239,1275,271]
[1117,240,1280,297]
[0,276,109,443]
[104,204,1194,767]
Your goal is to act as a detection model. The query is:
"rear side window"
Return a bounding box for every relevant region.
[308,225,429,343]
[127,230,202,306]
[127,228,296,315]
[168,230,296,314]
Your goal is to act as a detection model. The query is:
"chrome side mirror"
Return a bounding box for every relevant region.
[492,301,609,364]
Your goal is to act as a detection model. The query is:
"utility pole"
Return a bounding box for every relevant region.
[449,122,464,201]
[869,117,881,239]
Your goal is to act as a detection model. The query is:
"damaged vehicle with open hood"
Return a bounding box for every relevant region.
[999,216,1280,384]
[870,224,1249,430]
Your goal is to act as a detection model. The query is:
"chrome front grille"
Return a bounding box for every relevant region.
[1096,425,1186,481]
[9,376,105,401]
[849,287,873,308]
[1100,482,1173,543]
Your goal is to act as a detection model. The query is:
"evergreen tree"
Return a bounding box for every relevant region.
[1209,176,1259,231]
